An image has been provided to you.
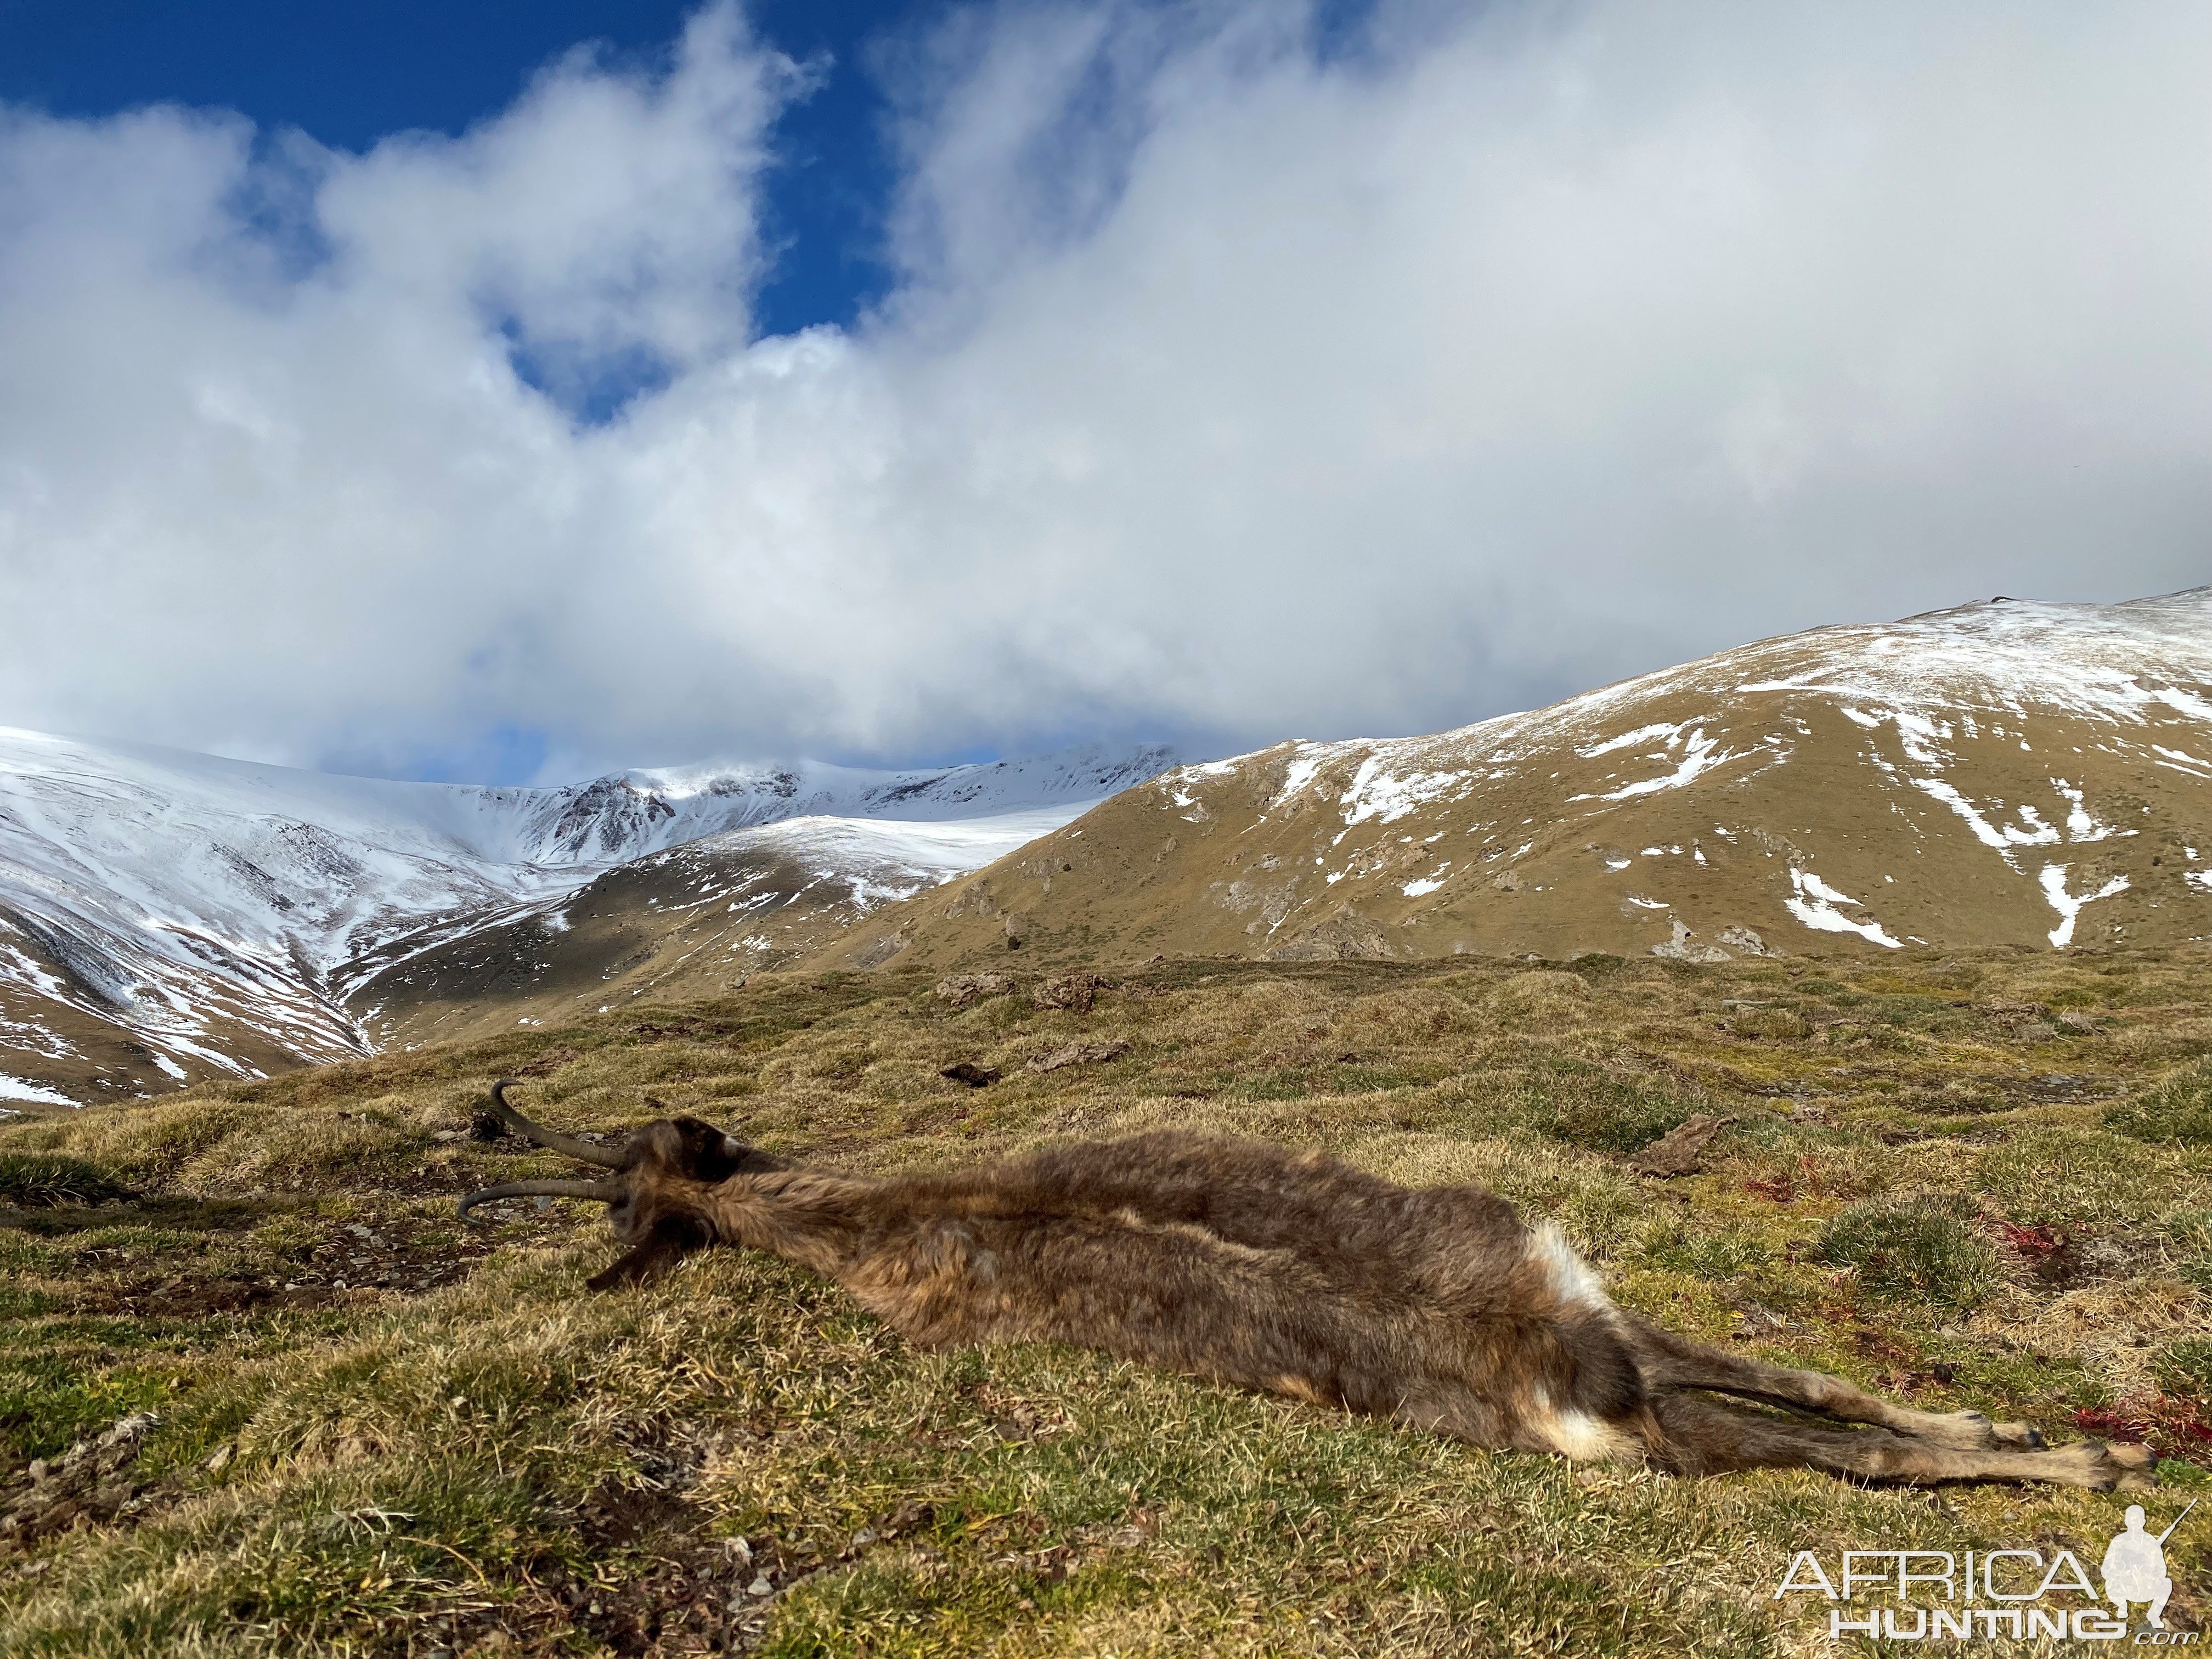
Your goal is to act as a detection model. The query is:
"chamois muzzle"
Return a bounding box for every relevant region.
[459,1079,630,1221]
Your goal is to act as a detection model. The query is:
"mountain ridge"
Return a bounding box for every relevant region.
[805,590,2212,973]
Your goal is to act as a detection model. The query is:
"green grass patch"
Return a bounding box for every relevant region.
[2108,1057,2212,1145]
[0,1152,132,1208]
[0,1351,175,1462]
[1813,1198,2000,1313]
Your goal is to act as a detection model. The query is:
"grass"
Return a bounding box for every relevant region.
[1812,1197,1998,1313]
[1,947,2210,1654]
[0,1154,133,1209]
[2110,1057,2212,1146]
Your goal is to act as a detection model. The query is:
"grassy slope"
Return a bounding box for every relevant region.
[3,948,2211,1656]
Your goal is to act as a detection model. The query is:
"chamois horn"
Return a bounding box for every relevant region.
[459,1178,627,1221]
[482,1078,627,1169]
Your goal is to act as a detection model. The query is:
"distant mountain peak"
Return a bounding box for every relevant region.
[0,731,1176,1102]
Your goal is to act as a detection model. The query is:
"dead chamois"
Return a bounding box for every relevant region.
[461,1080,2154,1491]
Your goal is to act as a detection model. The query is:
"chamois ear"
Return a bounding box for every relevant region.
[585,1216,712,1291]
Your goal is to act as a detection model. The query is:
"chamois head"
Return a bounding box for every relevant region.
[458,1079,781,1289]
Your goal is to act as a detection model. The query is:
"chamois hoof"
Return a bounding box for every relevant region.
[2109,1441,2160,1491]
[2042,1439,2158,1492]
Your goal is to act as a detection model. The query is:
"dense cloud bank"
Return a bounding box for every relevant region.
[1,0,2205,779]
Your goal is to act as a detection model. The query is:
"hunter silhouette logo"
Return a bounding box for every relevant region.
[1774,1499,2198,1641]
[2104,1501,2193,1631]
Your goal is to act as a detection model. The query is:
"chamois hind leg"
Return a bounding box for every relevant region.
[1649,1393,2155,1489]
[1620,1313,2044,1449]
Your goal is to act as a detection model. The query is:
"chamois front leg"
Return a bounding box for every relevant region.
[586,1215,715,1290]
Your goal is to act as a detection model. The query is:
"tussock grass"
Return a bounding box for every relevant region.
[0,1153,132,1209]
[2110,1058,2212,1146]
[1814,1198,1999,1313]
[2,948,2211,1654]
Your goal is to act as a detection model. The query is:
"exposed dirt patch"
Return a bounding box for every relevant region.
[0,1413,167,1556]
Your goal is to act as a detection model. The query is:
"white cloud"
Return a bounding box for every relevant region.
[0,0,2205,780]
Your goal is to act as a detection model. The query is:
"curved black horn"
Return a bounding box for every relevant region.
[484,1079,626,1169]
[459,1178,627,1221]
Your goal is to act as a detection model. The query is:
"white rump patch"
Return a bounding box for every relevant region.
[1547,1406,1632,1462]
[1528,1382,1638,1463]
[1527,1222,1611,1311]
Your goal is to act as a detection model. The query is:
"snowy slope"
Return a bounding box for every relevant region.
[347,804,1113,1049]
[814,590,2212,971]
[0,731,1172,1100]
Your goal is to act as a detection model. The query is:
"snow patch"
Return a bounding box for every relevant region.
[0,1071,77,1105]
[1572,727,1741,802]
[1784,868,1903,948]
[1578,723,1683,758]
[2051,779,2112,841]
[1909,777,2012,854]
[1339,757,1468,827]
[1269,743,1339,808]
[2039,865,2130,947]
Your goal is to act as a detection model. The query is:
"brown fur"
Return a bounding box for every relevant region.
[467,1084,2158,1491]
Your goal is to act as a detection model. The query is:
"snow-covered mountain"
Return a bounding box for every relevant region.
[808,590,2212,972]
[346,804,1111,1053]
[0,731,1173,1103]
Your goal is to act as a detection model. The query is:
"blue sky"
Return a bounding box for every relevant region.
[0,2,2203,785]
[0,0,904,340]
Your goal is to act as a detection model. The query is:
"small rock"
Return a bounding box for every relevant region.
[1650,918,1731,964]
[1028,1040,1131,1075]
[1716,926,1774,956]
[1035,973,1110,1013]
[203,1443,234,1475]
[748,1575,774,1597]
[934,973,1013,1009]
[1628,1114,1735,1177]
